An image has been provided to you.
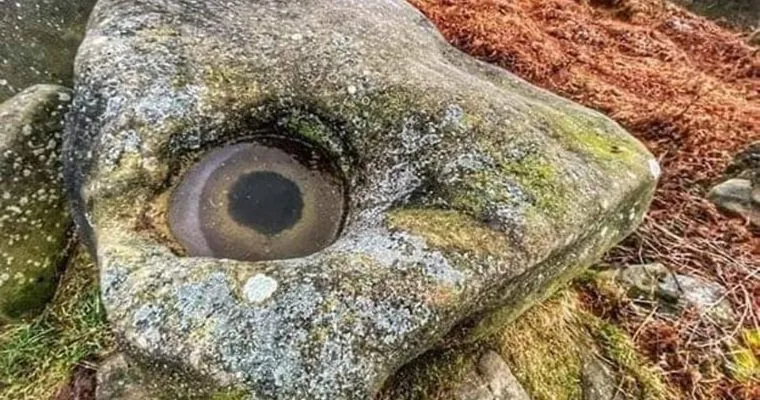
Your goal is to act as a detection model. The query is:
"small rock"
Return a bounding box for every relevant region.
[582,358,620,400]
[0,84,73,321]
[96,354,152,400]
[454,350,531,400]
[708,178,759,226]
[612,263,736,323]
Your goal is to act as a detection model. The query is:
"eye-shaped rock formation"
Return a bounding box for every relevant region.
[64,0,660,398]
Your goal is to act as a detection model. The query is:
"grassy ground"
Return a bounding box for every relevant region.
[380,287,674,400]
[0,247,114,399]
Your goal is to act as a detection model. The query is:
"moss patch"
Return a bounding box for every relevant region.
[727,330,760,382]
[378,344,482,400]
[380,288,673,400]
[493,292,586,399]
[387,208,513,258]
[0,246,114,399]
[494,290,671,400]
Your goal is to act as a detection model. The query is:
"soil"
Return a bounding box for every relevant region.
[52,364,96,400]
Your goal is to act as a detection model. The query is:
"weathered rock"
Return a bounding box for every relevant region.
[725,141,760,184]
[582,358,620,400]
[453,351,531,400]
[708,178,760,226]
[710,141,760,225]
[64,0,659,398]
[0,84,72,321]
[610,263,736,323]
[0,0,97,102]
[671,0,760,31]
[96,354,149,400]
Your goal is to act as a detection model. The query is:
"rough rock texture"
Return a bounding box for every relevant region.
[709,179,760,226]
[0,0,97,102]
[0,84,72,321]
[710,141,760,225]
[582,358,620,400]
[97,354,146,400]
[608,263,736,323]
[453,351,531,400]
[64,0,659,398]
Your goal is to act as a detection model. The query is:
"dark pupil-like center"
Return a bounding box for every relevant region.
[228,171,303,235]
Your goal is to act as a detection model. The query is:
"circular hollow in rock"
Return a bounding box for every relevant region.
[168,136,346,262]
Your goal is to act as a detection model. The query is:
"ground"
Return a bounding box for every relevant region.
[0,0,758,399]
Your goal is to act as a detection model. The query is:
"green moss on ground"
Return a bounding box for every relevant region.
[728,329,760,382]
[378,344,482,400]
[494,291,671,400]
[0,247,114,399]
[380,288,673,400]
[493,292,586,399]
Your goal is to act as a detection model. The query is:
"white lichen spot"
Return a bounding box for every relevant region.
[347,85,357,95]
[648,158,661,179]
[243,274,278,304]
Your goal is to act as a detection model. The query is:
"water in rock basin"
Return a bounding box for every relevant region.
[168,136,347,262]
[0,0,97,102]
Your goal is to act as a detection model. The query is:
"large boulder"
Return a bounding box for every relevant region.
[64,0,659,398]
[0,0,97,102]
[0,84,72,321]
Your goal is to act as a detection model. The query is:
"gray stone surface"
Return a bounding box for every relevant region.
[710,141,760,225]
[582,358,620,400]
[611,263,736,323]
[0,84,72,321]
[63,0,659,398]
[96,354,148,400]
[0,0,97,102]
[708,178,760,226]
[454,351,531,400]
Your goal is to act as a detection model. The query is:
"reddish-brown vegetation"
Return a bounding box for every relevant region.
[409,0,759,398]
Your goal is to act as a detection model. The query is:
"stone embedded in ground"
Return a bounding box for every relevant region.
[96,354,146,400]
[609,263,736,323]
[0,84,72,321]
[64,0,659,398]
[0,0,97,102]
[711,141,760,225]
[453,350,531,400]
[582,358,620,400]
[708,178,760,226]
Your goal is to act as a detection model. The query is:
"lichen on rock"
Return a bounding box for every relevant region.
[63,0,659,398]
[0,84,73,321]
